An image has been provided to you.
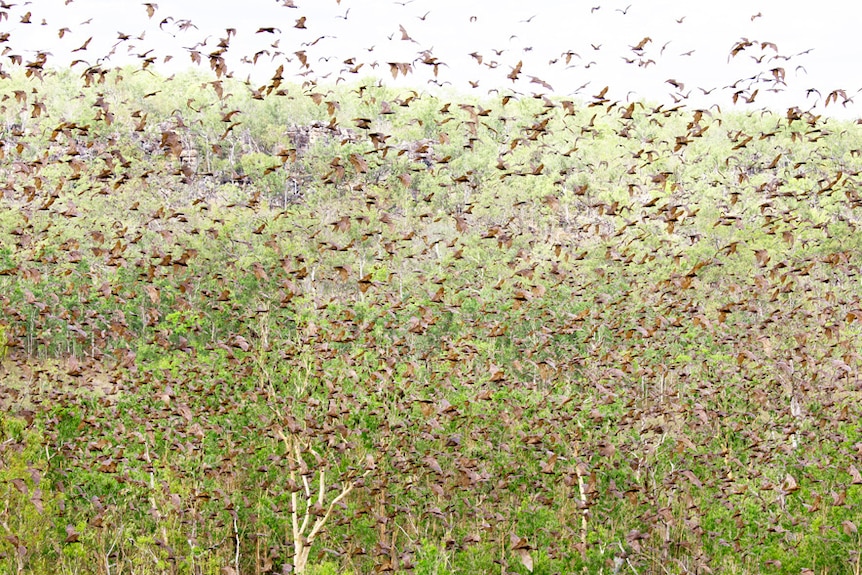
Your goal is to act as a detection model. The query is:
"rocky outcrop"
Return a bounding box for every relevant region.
[286,122,358,155]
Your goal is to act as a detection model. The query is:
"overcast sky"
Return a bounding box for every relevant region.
[4,0,861,118]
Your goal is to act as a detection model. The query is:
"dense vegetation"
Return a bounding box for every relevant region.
[1,6,862,575]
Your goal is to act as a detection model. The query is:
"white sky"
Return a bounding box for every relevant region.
[4,0,861,118]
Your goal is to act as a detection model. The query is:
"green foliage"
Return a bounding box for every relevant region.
[304,561,355,575]
[2,55,862,575]
[0,322,7,360]
[239,151,288,195]
[0,416,63,574]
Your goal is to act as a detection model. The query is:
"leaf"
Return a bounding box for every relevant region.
[849,464,862,484]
